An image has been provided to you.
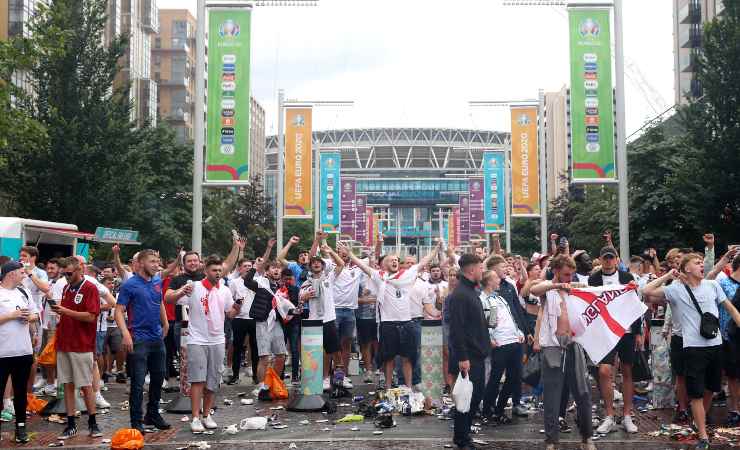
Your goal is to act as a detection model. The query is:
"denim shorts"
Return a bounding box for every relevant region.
[335,307,356,340]
[96,331,107,356]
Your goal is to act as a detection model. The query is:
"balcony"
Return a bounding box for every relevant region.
[679,0,701,24]
[158,76,190,87]
[679,24,702,48]
[680,49,700,72]
[141,0,159,34]
[169,108,191,123]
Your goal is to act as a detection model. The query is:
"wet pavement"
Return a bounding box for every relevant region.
[2,371,738,449]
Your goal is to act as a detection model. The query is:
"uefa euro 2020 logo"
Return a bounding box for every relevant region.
[579,18,600,38]
[293,114,305,127]
[219,20,240,38]
[517,114,530,126]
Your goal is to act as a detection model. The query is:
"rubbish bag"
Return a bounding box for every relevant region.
[522,353,541,387]
[452,371,473,413]
[38,334,56,366]
[111,428,144,450]
[26,393,47,413]
[632,350,652,382]
[264,367,289,399]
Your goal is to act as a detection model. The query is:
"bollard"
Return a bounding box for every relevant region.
[287,319,325,411]
[420,319,444,403]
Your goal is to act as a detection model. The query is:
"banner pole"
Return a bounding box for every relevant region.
[538,89,548,254]
[614,0,630,260]
[505,147,512,254]
[191,0,206,255]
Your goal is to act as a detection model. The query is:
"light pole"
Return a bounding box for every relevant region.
[191,0,206,254]
[614,0,630,260]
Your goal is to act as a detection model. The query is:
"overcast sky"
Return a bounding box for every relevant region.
[156,0,675,137]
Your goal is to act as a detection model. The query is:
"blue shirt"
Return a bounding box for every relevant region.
[117,274,163,343]
[287,262,307,288]
[718,276,739,340]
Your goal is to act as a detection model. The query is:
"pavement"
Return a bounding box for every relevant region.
[2,370,739,450]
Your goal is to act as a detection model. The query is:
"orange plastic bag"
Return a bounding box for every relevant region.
[26,393,47,413]
[111,428,144,450]
[37,334,56,366]
[264,367,288,399]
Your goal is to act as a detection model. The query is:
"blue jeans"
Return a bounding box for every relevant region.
[394,318,422,386]
[128,340,166,426]
[335,308,356,340]
[285,320,301,379]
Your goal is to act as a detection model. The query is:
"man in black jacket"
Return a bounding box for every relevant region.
[589,246,641,434]
[487,254,532,417]
[449,254,486,450]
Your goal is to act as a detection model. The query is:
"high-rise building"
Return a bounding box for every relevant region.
[543,85,570,204]
[1,0,48,93]
[250,96,266,182]
[152,8,195,142]
[672,0,725,104]
[115,0,158,127]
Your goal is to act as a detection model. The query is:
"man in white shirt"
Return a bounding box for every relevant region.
[226,259,258,385]
[19,247,49,393]
[299,245,345,391]
[176,255,242,433]
[41,258,64,396]
[402,262,435,387]
[325,244,363,389]
[343,240,442,388]
[643,254,740,450]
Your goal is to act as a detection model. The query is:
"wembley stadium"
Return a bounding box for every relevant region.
[265,128,511,253]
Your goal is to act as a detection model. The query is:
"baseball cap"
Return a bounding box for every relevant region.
[0,260,24,281]
[600,246,618,258]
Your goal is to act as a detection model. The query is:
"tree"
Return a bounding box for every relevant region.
[677,1,740,247]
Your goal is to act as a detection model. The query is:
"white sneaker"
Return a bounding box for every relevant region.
[342,378,354,389]
[245,367,253,378]
[190,417,205,433]
[33,378,46,390]
[203,415,218,429]
[162,379,168,389]
[323,377,331,391]
[622,415,638,433]
[43,385,57,397]
[613,389,623,402]
[3,400,14,416]
[95,391,111,409]
[596,415,616,434]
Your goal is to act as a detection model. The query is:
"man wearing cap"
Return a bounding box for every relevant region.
[589,246,642,434]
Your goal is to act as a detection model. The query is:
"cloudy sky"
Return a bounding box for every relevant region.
[156,0,675,137]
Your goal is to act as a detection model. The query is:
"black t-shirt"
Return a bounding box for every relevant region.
[168,271,205,321]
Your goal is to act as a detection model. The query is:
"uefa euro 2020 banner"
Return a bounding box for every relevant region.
[510,106,540,217]
[205,8,251,183]
[483,151,505,234]
[568,8,616,182]
[319,152,341,233]
[284,107,313,218]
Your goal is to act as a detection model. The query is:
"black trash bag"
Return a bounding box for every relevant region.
[522,353,541,387]
[632,350,652,383]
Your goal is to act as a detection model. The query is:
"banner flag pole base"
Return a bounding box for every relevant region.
[287,319,325,412]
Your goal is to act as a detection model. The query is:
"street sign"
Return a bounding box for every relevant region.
[94,227,139,244]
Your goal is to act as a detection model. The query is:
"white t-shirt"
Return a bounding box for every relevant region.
[601,271,621,286]
[324,260,362,309]
[303,272,337,323]
[539,289,564,348]
[664,279,727,348]
[44,277,67,330]
[229,277,254,320]
[575,273,590,284]
[22,266,48,315]
[408,278,435,319]
[490,295,523,346]
[368,265,420,322]
[0,286,38,358]
[180,279,234,345]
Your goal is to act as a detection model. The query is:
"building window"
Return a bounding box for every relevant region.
[155,37,161,48]
[171,54,187,83]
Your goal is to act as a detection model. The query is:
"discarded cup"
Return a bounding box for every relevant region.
[223,424,239,435]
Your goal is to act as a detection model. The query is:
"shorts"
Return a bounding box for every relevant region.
[255,321,288,357]
[96,331,107,356]
[335,308,356,340]
[722,339,739,379]
[599,332,636,365]
[224,318,233,344]
[323,320,340,355]
[106,327,122,354]
[683,345,722,399]
[57,351,94,387]
[357,319,378,345]
[670,335,686,376]
[379,321,419,363]
[187,344,225,392]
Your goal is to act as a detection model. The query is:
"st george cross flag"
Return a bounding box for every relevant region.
[565,284,647,364]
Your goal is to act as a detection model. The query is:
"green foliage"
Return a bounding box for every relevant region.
[283,219,315,260]
[510,218,540,258]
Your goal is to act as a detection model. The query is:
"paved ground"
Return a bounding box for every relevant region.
[2,372,739,449]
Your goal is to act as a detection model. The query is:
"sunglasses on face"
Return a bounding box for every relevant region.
[62,271,76,277]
